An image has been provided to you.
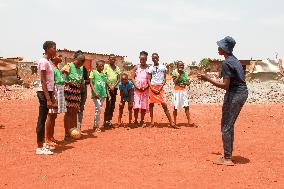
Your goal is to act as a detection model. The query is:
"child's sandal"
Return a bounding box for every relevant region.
[140,121,147,128]
[189,123,198,128]
[171,123,179,129]
[133,121,139,128]
[95,128,101,133]
[51,139,60,145]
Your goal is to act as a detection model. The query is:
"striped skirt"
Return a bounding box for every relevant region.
[64,82,81,110]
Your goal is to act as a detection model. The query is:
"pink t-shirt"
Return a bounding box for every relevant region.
[37,57,54,91]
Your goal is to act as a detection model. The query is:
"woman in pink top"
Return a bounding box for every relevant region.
[36,41,57,155]
[132,51,149,128]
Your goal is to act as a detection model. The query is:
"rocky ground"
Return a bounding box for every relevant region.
[1,80,284,103]
[164,80,283,104]
[0,85,37,101]
[164,80,284,104]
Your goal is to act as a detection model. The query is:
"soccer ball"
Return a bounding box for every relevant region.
[70,128,81,139]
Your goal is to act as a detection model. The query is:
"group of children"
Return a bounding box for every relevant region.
[131,51,195,128]
[36,36,248,166]
[36,41,87,155]
[36,41,195,155]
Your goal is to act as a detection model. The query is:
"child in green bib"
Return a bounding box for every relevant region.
[171,61,196,128]
[90,60,109,132]
[61,54,85,141]
[46,55,67,147]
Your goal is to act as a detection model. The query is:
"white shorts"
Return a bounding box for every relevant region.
[173,89,189,109]
[49,85,67,114]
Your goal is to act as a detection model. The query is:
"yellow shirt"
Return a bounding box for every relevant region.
[103,64,121,87]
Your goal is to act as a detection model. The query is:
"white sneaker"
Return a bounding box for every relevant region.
[36,147,54,155]
[43,143,55,150]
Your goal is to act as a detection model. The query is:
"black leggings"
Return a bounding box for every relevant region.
[36,91,53,144]
[104,88,118,122]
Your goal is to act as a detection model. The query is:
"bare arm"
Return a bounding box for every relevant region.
[61,70,68,75]
[184,74,191,86]
[41,70,53,108]
[106,83,111,98]
[128,88,133,104]
[90,78,100,98]
[184,79,191,86]
[61,64,70,75]
[198,74,230,90]
[207,77,230,90]
[148,72,154,91]
[131,66,140,89]
[114,73,121,88]
[173,73,182,85]
[160,72,167,90]
[119,88,123,98]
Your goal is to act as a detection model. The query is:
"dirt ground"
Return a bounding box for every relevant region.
[0,97,284,189]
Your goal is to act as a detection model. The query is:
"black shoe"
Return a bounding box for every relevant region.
[140,121,146,128]
[134,121,138,128]
[104,121,110,128]
[64,136,73,142]
[108,121,113,128]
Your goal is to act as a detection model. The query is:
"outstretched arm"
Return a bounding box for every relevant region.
[198,74,230,90]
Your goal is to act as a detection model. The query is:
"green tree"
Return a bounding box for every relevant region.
[199,58,211,69]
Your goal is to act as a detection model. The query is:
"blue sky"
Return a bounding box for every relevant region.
[0,0,283,64]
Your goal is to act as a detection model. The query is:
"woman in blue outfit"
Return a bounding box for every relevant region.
[198,36,248,166]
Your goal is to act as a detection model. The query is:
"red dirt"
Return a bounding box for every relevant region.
[0,98,284,188]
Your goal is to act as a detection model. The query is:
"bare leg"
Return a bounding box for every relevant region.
[70,108,78,129]
[141,109,146,127]
[173,109,177,126]
[184,107,192,126]
[64,110,70,137]
[149,103,154,126]
[118,102,125,125]
[161,102,176,128]
[134,109,139,122]
[134,109,139,127]
[64,107,76,137]
[128,102,133,124]
[46,113,57,142]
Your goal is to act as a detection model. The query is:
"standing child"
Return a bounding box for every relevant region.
[74,50,90,131]
[132,51,149,128]
[118,73,134,126]
[172,61,195,127]
[62,54,85,141]
[103,54,121,128]
[148,53,175,128]
[36,41,57,155]
[89,60,109,132]
[45,55,66,148]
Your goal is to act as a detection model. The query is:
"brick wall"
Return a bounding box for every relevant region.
[57,50,125,72]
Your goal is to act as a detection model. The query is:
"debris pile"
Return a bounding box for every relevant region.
[0,85,37,101]
[164,80,284,104]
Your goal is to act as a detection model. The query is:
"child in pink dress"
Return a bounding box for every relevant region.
[132,51,149,127]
